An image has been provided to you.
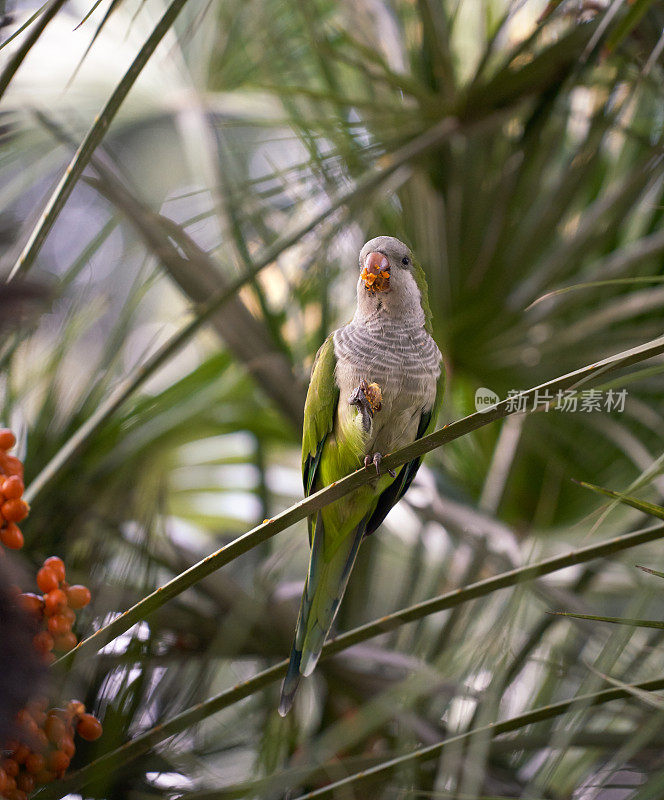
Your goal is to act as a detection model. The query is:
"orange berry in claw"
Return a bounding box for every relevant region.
[24,752,46,775]
[43,589,67,615]
[8,789,28,800]
[66,584,91,609]
[53,631,77,652]
[77,713,103,741]
[1,499,28,523]
[0,429,16,450]
[36,567,58,594]
[0,768,7,793]
[0,523,24,549]
[43,556,65,582]
[33,630,54,654]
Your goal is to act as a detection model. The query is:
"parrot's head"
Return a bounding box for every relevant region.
[356,236,432,329]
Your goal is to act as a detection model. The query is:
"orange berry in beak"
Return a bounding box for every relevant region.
[361,252,390,293]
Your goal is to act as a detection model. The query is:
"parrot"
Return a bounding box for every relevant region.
[278,235,444,716]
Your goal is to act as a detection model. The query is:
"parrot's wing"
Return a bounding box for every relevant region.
[364,367,445,537]
[301,335,340,539]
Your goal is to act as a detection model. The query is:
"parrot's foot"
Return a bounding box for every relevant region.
[364,452,396,478]
[349,380,382,433]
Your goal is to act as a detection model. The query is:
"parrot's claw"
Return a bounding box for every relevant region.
[364,452,396,478]
[349,380,383,433]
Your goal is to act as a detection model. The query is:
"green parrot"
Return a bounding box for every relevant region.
[278,236,443,716]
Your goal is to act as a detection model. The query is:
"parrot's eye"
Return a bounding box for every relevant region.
[401,257,410,265]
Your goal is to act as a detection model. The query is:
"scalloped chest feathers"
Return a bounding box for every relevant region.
[333,319,441,454]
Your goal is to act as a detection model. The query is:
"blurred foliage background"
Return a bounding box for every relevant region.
[3,0,664,797]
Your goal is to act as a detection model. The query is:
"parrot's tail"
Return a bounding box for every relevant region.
[278,515,366,716]
[278,646,303,717]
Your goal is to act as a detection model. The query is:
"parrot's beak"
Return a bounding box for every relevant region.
[361,252,390,293]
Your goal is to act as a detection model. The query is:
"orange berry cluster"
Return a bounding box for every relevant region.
[19,557,91,664]
[0,429,103,797]
[0,699,103,799]
[0,430,28,552]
